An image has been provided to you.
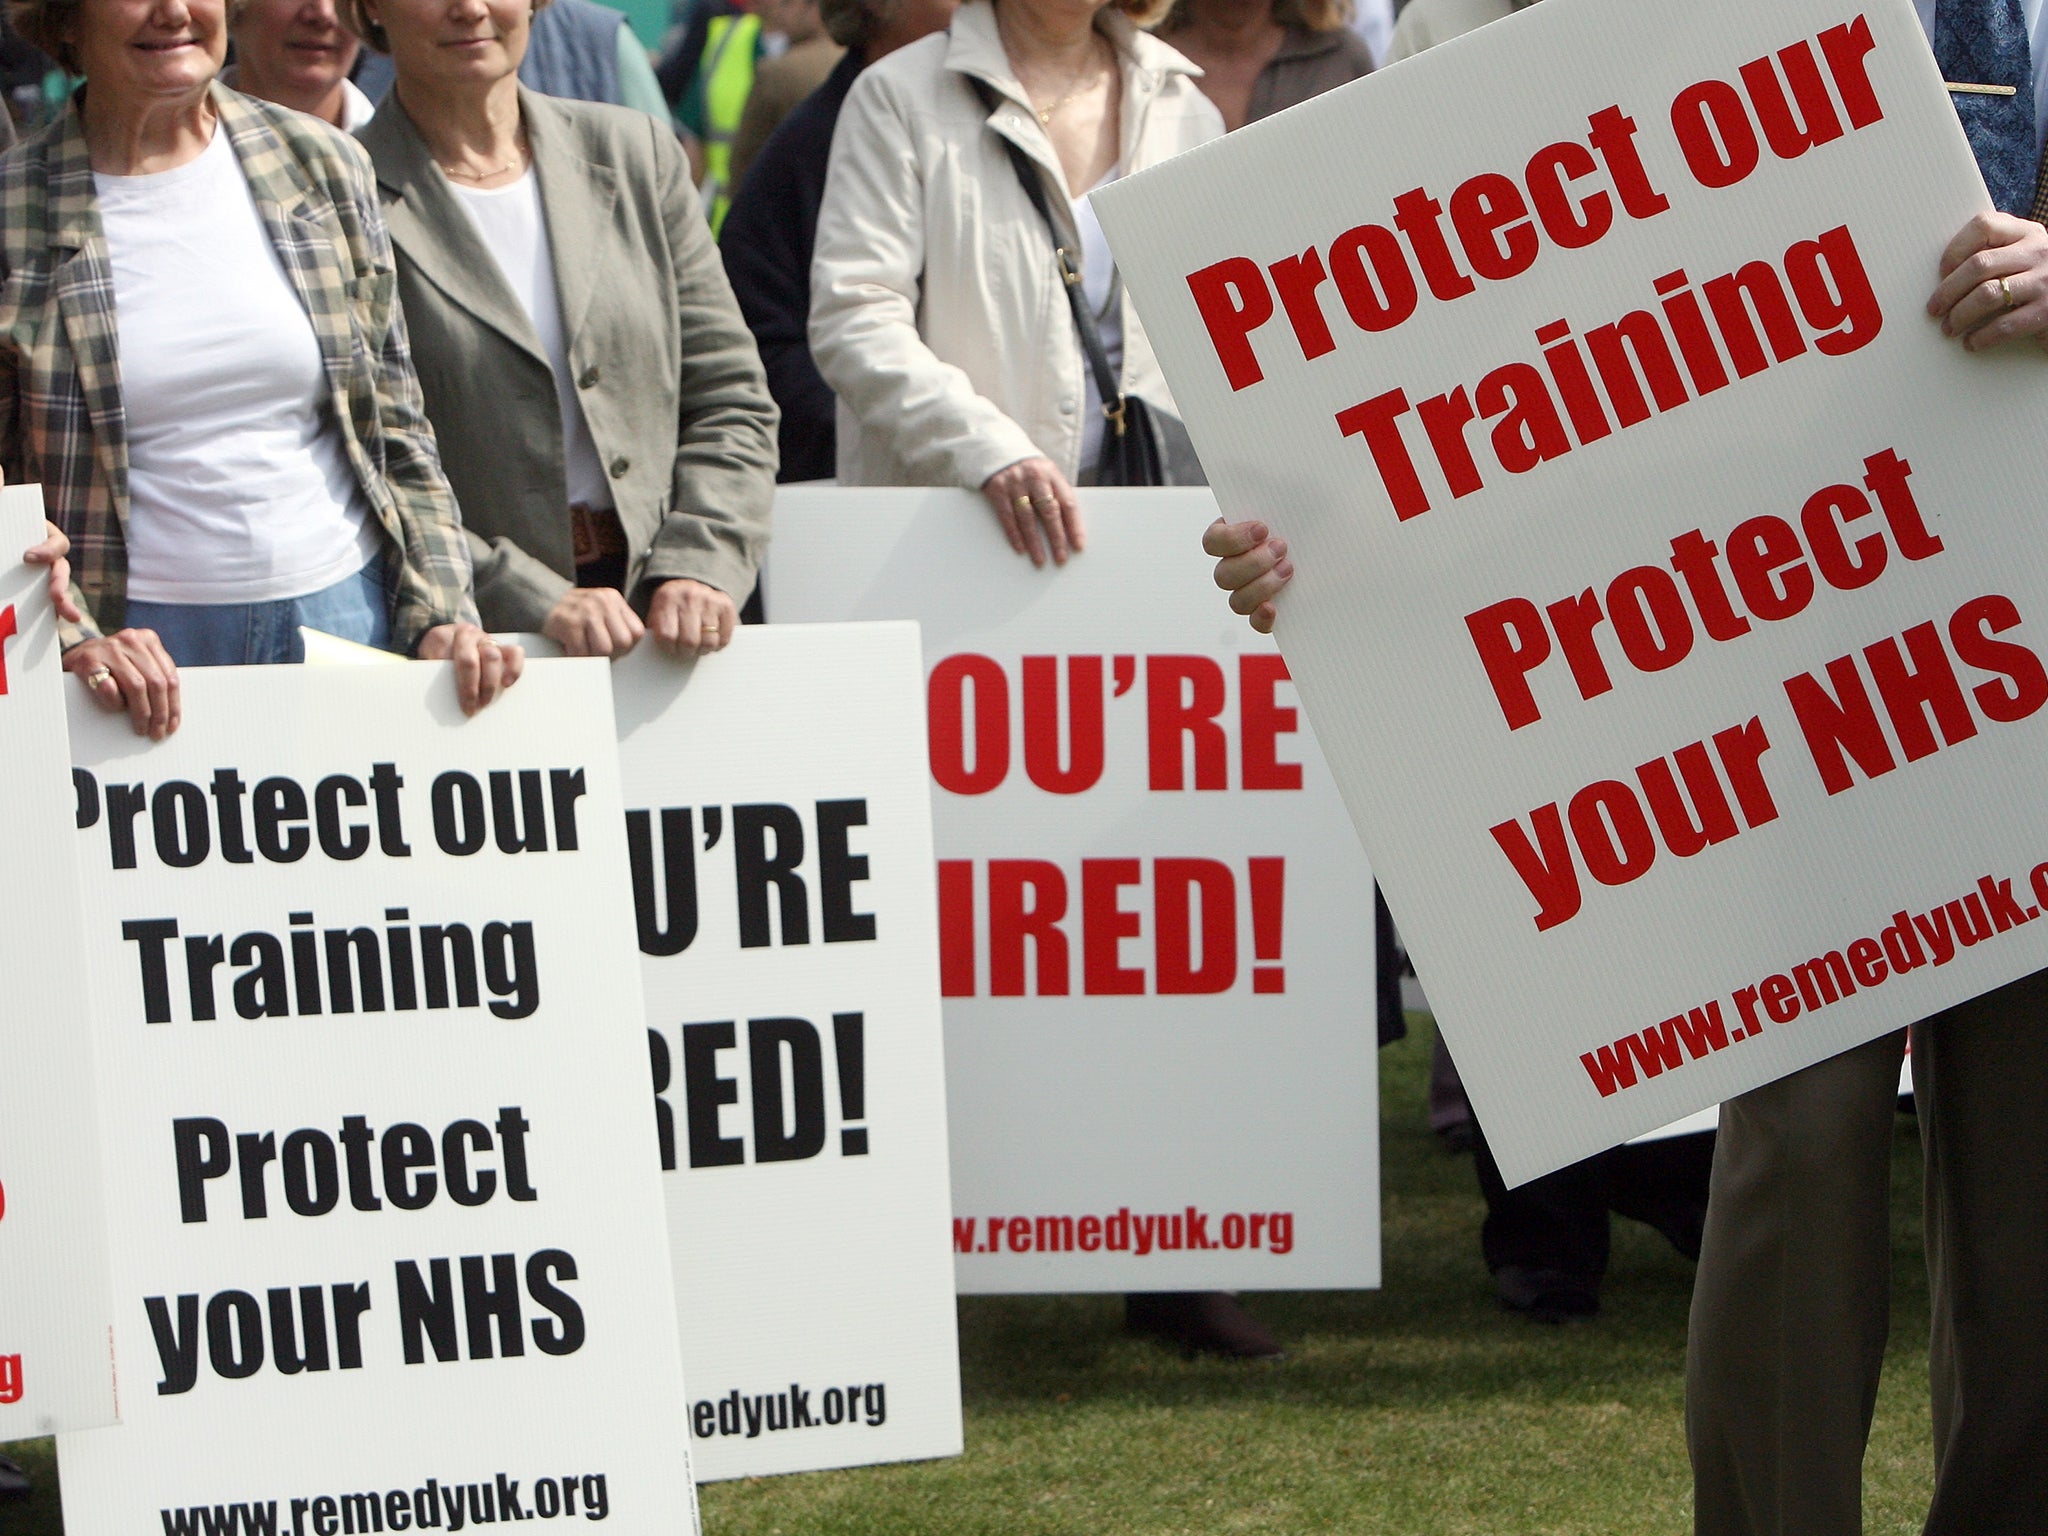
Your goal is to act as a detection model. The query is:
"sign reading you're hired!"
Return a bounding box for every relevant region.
[1095,0,2048,1181]
[58,664,701,1535]
[772,491,1380,1293]
[609,628,962,1481]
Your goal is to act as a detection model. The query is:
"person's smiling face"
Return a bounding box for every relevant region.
[231,0,361,102]
[368,0,529,92]
[71,0,228,103]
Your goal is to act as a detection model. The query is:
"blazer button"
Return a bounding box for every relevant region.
[609,456,630,478]
[578,365,600,388]
[1059,397,1076,413]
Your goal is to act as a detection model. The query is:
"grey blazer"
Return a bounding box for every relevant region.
[356,88,778,630]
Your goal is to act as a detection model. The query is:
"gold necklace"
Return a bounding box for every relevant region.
[1012,35,1109,125]
[440,155,524,182]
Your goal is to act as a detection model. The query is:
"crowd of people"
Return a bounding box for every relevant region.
[1,0,2041,1529]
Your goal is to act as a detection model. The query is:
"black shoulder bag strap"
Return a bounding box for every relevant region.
[968,78,1138,469]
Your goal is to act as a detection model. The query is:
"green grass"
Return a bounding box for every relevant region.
[3,1017,1935,1534]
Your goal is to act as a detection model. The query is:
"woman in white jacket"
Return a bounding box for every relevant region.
[810,0,1276,1363]
[808,0,1222,566]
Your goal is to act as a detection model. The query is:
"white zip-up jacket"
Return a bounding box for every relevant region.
[809,1,1223,489]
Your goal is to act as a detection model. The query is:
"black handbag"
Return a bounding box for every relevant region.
[975,86,1198,487]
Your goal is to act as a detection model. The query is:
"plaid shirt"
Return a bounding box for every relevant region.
[0,83,479,652]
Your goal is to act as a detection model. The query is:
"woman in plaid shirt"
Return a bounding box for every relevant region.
[0,0,520,737]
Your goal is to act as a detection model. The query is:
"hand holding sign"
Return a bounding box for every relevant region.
[1201,518,1291,633]
[1928,209,2048,345]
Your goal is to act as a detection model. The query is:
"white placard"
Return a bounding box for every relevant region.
[608,628,962,1479]
[58,663,700,1532]
[0,490,118,1439]
[1096,0,2048,1183]
[773,489,1380,1292]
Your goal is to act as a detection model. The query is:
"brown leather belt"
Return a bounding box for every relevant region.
[569,502,626,565]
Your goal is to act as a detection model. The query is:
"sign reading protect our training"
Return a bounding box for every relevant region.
[57,664,702,1534]
[0,492,119,1440]
[772,490,1379,1293]
[1094,0,2048,1182]
[608,629,962,1480]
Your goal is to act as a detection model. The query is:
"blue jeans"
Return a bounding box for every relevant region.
[125,561,391,667]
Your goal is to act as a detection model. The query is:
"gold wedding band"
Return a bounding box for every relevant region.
[1013,495,1034,512]
[86,666,113,690]
[2001,276,2019,309]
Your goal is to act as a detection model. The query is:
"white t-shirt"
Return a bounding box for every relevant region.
[1072,177,1125,471]
[450,171,609,510]
[97,128,378,605]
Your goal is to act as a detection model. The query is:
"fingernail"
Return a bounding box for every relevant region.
[1271,539,1288,557]
[1276,559,1294,579]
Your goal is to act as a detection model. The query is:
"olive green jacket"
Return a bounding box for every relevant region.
[357,89,777,630]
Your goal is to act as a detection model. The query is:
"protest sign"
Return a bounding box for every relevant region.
[772,489,1380,1292]
[1093,0,2048,1183]
[607,629,962,1479]
[0,492,118,1439]
[57,664,701,1534]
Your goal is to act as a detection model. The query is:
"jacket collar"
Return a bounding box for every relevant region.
[948,0,1198,197]
[358,85,608,370]
[945,0,1199,112]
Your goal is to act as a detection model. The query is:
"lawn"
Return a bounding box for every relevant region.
[4,1016,1937,1535]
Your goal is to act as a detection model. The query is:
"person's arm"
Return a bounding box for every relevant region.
[640,113,779,647]
[615,22,673,123]
[720,141,838,480]
[807,71,1041,490]
[333,141,519,710]
[0,269,96,644]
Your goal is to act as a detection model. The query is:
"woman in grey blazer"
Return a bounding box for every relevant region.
[346,0,778,656]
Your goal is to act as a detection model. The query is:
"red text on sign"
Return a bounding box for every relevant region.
[1785,594,2048,795]
[1465,447,1938,729]
[937,855,1286,997]
[1338,223,1882,522]
[1186,17,1883,392]
[1492,717,1780,931]
[927,653,1301,795]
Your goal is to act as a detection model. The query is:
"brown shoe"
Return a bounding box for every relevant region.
[1126,1291,1283,1360]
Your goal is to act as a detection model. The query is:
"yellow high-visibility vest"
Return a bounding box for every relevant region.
[698,11,760,234]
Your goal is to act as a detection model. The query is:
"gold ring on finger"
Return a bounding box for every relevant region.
[1014,496,1034,512]
[86,666,113,690]
[2002,276,2019,309]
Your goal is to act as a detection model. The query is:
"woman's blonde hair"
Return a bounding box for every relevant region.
[1158,0,1353,32]
[338,0,556,56]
